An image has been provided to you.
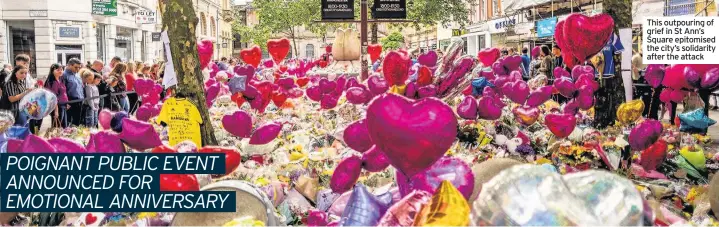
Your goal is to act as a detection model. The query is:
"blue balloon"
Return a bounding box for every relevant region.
[111,111,129,133]
[471,77,494,96]
[7,126,29,139]
[679,109,716,132]
[340,184,391,226]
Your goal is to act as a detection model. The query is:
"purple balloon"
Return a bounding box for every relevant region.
[701,68,719,89]
[249,122,282,145]
[205,82,221,107]
[395,156,475,200]
[685,66,701,88]
[645,65,665,88]
[361,145,390,172]
[343,119,373,153]
[120,118,162,150]
[457,96,478,120]
[276,77,295,90]
[331,156,363,194]
[368,75,389,95]
[49,138,86,153]
[576,90,595,110]
[111,111,128,133]
[243,85,258,99]
[86,131,126,153]
[222,110,253,138]
[563,99,580,115]
[482,86,497,97]
[136,104,153,122]
[629,119,663,151]
[492,61,508,76]
[340,184,391,226]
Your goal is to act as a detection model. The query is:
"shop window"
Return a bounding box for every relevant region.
[478,35,486,50]
[200,12,208,36]
[9,24,37,75]
[210,17,217,37]
[306,44,315,59]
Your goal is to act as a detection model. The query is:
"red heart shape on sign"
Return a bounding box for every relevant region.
[382,51,411,86]
[85,214,98,224]
[160,174,200,191]
[563,13,614,61]
[267,38,291,63]
[368,44,383,63]
[197,39,214,69]
[240,45,262,68]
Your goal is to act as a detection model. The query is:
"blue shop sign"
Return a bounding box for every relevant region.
[58,26,81,38]
[536,17,557,38]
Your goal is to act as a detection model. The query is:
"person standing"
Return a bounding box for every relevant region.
[537,45,554,82]
[44,64,69,128]
[3,65,35,126]
[63,58,85,127]
[11,54,36,89]
[125,62,138,114]
[551,45,563,70]
[82,70,99,127]
[91,60,111,110]
[521,47,531,78]
[109,63,129,112]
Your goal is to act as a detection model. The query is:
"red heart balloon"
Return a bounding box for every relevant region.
[640,139,668,171]
[382,51,411,86]
[272,91,288,107]
[267,38,291,63]
[477,48,500,67]
[240,45,262,68]
[160,174,200,191]
[85,213,98,224]
[563,13,615,61]
[279,65,289,73]
[231,92,246,108]
[319,60,329,68]
[545,113,577,138]
[296,77,310,87]
[152,145,178,153]
[199,146,242,175]
[366,94,458,177]
[197,39,214,69]
[330,156,363,193]
[416,66,433,87]
[554,20,569,52]
[325,45,332,53]
[368,44,383,63]
[255,81,274,113]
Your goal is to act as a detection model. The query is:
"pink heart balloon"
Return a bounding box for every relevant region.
[346,87,372,104]
[343,119,373,153]
[307,210,329,227]
[366,94,458,177]
[492,61,508,76]
[120,118,162,151]
[503,55,523,71]
[417,51,438,67]
[545,113,577,138]
[571,65,595,81]
[306,86,323,102]
[684,66,701,88]
[361,145,390,172]
[7,139,22,153]
[319,78,337,94]
[249,122,282,145]
[526,86,553,107]
[575,74,599,92]
[395,156,475,200]
[383,51,411,86]
[482,86,497,97]
[701,68,719,89]
[639,139,668,171]
[20,135,56,153]
[288,88,304,98]
[477,96,503,120]
[554,67,571,79]
[555,20,569,53]
[368,75,390,95]
[417,85,437,98]
[99,109,114,130]
[457,96,478,120]
[506,80,530,104]
[136,105,153,122]
[629,119,663,151]
[405,82,418,99]
[563,13,614,61]
[436,56,476,98]
[222,110,253,138]
[663,64,691,90]
[576,90,595,110]
[335,76,347,93]
[477,48,500,67]
[197,39,214,69]
[346,77,362,89]
[554,77,577,98]
[86,131,126,153]
[669,89,685,103]
[49,138,87,153]
[205,83,221,107]
[563,99,580,115]
[330,156,363,193]
[480,70,496,81]
[644,65,665,88]
[320,94,339,109]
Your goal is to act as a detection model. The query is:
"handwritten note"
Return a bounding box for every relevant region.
[157,98,203,147]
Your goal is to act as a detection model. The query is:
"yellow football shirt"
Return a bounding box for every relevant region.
[156,98,203,147]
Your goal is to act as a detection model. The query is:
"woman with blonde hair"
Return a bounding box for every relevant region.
[126,62,139,114]
[110,62,129,112]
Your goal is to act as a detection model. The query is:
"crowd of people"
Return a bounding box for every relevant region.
[0,55,171,134]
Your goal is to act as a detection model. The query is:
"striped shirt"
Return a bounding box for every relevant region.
[3,79,27,111]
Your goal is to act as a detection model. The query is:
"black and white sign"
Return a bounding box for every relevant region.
[488,16,518,34]
[136,10,157,24]
[321,0,354,20]
[58,26,81,39]
[152,32,162,41]
[372,0,406,19]
[29,10,48,17]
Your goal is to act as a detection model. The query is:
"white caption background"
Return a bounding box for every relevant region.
[642,17,719,64]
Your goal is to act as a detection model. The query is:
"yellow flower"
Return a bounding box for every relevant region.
[255,177,270,187]
[535,158,552,165]
[137,212,157,219]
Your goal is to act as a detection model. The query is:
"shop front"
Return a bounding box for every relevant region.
[5,21,37,74]
[115,26,134,61]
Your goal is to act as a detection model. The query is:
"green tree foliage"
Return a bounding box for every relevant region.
[380,31,405,50]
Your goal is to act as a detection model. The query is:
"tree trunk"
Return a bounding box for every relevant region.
[290,27,299,58]
[593,0,631,129]
[371,23,378,44]
[160,0,218,146]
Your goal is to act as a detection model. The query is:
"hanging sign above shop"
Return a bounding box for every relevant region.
[372,0,407,19]
[321,0,355,20]
[92,0,118,16]
[136,10,157,24]
[536,17,557,38]
[488,16,518,34]
[57,26,82,39]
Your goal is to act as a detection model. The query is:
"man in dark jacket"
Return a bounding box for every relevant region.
[90,60,112,110]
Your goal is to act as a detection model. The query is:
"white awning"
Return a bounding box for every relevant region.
[632,0,665,25]
[502,0,553,13]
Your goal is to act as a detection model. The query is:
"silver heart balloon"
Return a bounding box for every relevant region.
[473,164,644,226]
[434,39,465,80]
[436,55,478,101]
